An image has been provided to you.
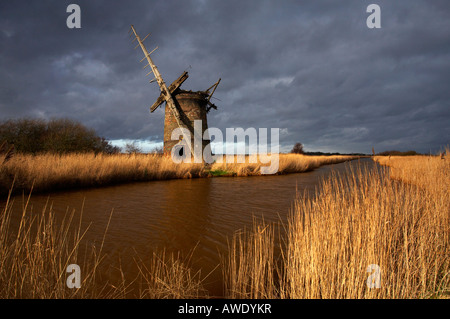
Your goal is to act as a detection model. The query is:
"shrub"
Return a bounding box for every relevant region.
[0,118,119,154]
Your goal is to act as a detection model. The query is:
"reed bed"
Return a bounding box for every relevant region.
[210,154,357,176]
[373,154,449,191]
[0,153,357,195]
[223,221,278,299]
[134,250,208,299]
[224,155,449,298]
[0,188,207,298]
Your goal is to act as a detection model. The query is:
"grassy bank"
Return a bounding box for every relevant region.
[0,153,358,195]
[224,154,449,298]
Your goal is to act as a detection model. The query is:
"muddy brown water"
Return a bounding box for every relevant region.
[2,158,376,297]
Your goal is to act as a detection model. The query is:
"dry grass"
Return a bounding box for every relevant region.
[223,220,278,299]
[0,187,107,298]
[0,153,205,195]
[0,187,207,299]
[373,153,449,191]
[134,250,208,299]
[224,154,449,299]
[211,154,357,176]
[0,153,358,195]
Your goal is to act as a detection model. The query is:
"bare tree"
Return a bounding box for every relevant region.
[124,142,142,154]
[290,142,304,154]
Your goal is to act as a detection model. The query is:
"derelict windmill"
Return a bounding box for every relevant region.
[129,25,221,158]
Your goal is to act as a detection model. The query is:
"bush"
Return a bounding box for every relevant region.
[0,118,120,154]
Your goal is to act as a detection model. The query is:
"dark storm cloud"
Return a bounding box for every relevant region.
[0,0,449,153]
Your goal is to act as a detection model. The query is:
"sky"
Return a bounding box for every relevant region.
[0,0,449,154]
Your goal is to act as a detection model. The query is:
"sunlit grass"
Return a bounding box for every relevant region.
[224,153,449,298]
[0,153,358,195]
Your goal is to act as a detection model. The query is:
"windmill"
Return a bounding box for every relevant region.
[129,25,220,159]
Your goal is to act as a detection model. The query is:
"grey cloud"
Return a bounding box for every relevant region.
[0,0,449,153]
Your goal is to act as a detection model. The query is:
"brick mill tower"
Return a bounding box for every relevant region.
[129,25,220,158]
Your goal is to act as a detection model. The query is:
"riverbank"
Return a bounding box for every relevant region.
[1,155,447,298]
[0,153,359,196]
[224,154,449,298]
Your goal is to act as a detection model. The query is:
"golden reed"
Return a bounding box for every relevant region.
[225,154,449,298]
[0,153,357,195]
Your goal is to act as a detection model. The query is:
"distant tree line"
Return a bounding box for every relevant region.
[290,142,367,156]
[290,142,423,157]
[376,150,420,156]
[303,151,367,156]
[0,118,120,154]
